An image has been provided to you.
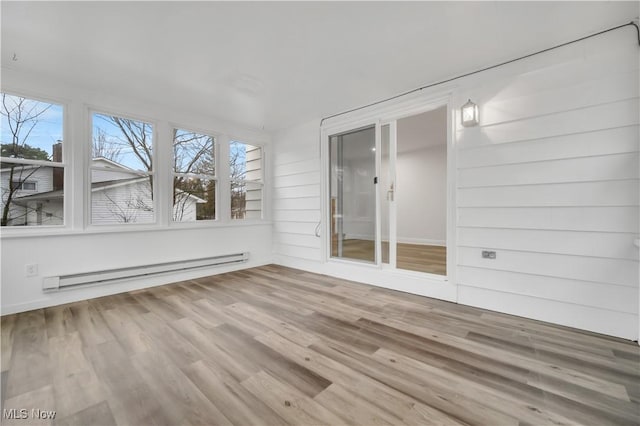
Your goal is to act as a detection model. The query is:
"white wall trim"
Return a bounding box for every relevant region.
[320,88,457,286]
[275,255,456,302]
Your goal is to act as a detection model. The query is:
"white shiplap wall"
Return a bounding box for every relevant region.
[272,29,639,339]
[273,120,323,262]
[454,29,639,339]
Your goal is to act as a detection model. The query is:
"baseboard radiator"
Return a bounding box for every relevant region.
[43,252,249,291]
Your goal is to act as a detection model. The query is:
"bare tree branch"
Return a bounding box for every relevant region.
[92,127,123,163]
[1,94,55,226]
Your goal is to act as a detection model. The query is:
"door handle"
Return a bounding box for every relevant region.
[387,183,394,201]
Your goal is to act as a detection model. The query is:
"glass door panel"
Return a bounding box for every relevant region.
[380,123,392,266]
[329,126,377,263]
[394,108,448,275]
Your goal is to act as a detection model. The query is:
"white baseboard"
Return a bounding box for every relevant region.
[458,285,638,341]
[273,255,456,302]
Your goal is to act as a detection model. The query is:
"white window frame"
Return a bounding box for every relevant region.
[170,126,219,224]
[0,90,68,231]
[228,139,265,221]
[88,109,157,227]
[12,180,37,191]
[320,88,457,292]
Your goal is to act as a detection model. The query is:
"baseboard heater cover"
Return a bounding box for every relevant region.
[43,252,249,291]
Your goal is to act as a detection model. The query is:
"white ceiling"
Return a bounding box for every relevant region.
[1,2,637,132]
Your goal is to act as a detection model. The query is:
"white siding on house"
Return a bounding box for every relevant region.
[245,145,263,219]
[91,159,202,224]
[90,159,200,224]
[91,178,155,224]
[173,193,199,222]
[273,29,639,339]
[24,200,63,226]
[1,166,54,195]
[0,166,59,226]
[91,168,140,183]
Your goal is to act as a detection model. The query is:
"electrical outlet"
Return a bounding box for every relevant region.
[25,264,38,277]
[482,250,496,259]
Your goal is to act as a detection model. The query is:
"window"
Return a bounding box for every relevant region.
[12,181,37,191]
[172,129,216,222]
[90,112,154,224]
[229,140,263,219]
[0,93,64,226]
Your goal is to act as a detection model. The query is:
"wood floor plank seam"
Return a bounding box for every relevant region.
[1,264,638,426]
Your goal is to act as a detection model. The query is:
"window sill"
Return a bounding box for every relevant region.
[0,220,272,239]
[166,220,270,232]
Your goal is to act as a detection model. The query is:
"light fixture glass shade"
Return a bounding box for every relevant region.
[461,99,479,127]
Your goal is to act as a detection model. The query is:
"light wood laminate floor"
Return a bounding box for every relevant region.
[1,265,638,425]
[336,240,447,275]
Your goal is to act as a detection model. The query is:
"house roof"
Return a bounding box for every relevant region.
[91,177,145,190]
[13,189,64,202]
[92,157,138,171]
[0,158,133,174]
[15,178,206,204]
[8,157,205,204]
[0,163,53,173]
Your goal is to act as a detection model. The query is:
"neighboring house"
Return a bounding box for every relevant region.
[0,157,205,225]
[231,144,262,220]
[0,163,62,226]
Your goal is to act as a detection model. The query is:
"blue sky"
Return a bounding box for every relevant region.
[0,94,63,159]
[1,94,253,175]
[230,140,248,179]
[92,112,152,170]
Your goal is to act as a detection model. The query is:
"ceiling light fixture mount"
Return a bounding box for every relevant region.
[461,99,479,127]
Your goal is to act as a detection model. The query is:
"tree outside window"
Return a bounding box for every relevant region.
[173,129,216,222]
[90,112,155,224]
[230,141,263,220]
[0,93,64,227]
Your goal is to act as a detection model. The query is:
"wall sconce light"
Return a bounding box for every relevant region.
[461,99,479,127]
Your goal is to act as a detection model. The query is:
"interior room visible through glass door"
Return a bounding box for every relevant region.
[393,107,448,275]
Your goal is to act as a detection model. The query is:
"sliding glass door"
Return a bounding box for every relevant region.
[380,123,393,267]
[327,105,448,278]
[386,107,448,275]
[329,126,377,263]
